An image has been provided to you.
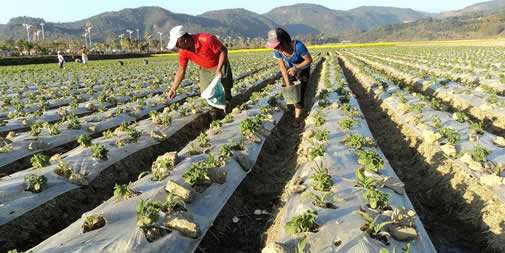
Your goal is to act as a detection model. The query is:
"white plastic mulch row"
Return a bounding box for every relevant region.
[340,54,505,252]
[356,51,505,94]
[0,68,278,173]
[30,82,287,253]
[0,81,171,134]
[0,70,281,228]
[345,52,505,131]
[264,56,436,253]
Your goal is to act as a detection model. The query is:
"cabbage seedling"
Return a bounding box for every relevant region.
[285,209,318,234]
[310,162,334,191]
[82,215,106,233]
[31,153,50,169]
[77,134,92,147]
[471,145,490,162]
[356,150,384,173]
[91,144,109,160]
[24,174,48,193]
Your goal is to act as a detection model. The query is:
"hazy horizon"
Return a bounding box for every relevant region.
[0,0,487,24]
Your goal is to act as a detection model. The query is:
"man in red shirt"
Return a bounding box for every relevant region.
[166,25,233,103]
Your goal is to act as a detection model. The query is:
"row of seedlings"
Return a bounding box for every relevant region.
[0,61,272,134]
[264,55,436,253]
[28,81,288,253]
[0,67,279,176]
[344,51,505,133]
[0,60,267,134]
[0,53,268,119]
[0,69,281,252]
[354,48,505,94]
[339,54,505,252]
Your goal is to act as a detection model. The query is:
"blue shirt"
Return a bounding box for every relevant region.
[273,40,310,69]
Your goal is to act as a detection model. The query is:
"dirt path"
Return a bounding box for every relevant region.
[340,59,482,253]
[197,61,322,253]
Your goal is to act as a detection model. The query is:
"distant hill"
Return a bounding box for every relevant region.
[0,4,430,42]
[355,2,505,42]
[264,4,431,35]
[3,1,505,43]
[440,0,505,17]
[199,9,277,38]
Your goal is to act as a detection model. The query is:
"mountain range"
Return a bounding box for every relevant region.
[1,1,504,43]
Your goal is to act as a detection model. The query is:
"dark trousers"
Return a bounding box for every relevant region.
[199,60,234,102]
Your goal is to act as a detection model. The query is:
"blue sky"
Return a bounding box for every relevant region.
[0,0,486,24]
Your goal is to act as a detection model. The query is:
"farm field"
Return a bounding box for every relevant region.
[1,40,505,253]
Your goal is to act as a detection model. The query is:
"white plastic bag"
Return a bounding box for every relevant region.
[201,76,226,110]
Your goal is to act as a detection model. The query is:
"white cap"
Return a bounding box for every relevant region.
[167,25,186,50]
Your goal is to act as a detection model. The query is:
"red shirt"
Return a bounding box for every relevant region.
[178,33,224,69]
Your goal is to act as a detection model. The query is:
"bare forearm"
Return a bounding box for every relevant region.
[216,48,227,72]
[171,67,186,91]
[278,61,290,86]
[295,54,313,70]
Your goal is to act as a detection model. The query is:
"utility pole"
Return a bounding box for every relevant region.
[86,26,92,47]
[126,29,133,40]
[40,23,45,40]
[158,32,163,51]
[22,24,32,42]
[83,33,88,47]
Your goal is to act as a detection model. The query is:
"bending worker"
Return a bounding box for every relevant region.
[166,25,233,105]
[266,28,312,126]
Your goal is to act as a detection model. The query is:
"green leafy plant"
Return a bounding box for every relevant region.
[82,214,106,233]
[183,159,212,186]
[77,134,92,147]
[0,143,13,153]
[471,145,490,162]
[339,118,358,130]
[163,193,186,212]
[30,122,44,136]
[196,132,210,148]
[222,114,234,123]
[46,123,61,136]
[24,174,48,193]
[344,134,373,149]
[31,153,50,169]
[55,160,73,178]
[285,209,319,234]
[91,144,109,160]
[310,162,334,191]
[136,199,164,229]
[357,211,393,242]
[210,120,223,130]
[219,144,233,160]
[356,150,384,173]
[307,143,326,161]
[150,111,172,127]
[431,98,444,110]
[240,117,261,139]
[312,112,326,127]
[470,121,484,135]
[364,187,391,210]
[439,127,461,145]
[355,168,380,189]
[102,129,115,139]
[113,183,139,200]
[411,103,424,114]
[66,115,81,130]
[151,152,177,181]
[432,116,442,129]
[313,128,329,142]
[453,112,467,123]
